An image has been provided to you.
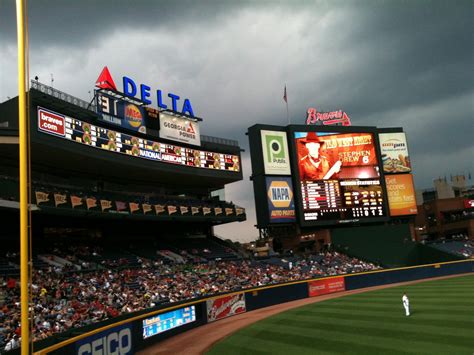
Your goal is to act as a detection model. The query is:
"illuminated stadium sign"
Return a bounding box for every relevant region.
[306,108,351,126]
[260,130,291,175]
[292,129,387,225]
[142,306,196,339]
[385,174,417,216]
[96,66,195,116]
[96,91,147,134]
[159,112,201,146]
[37,107,240,172]
[266,177,296,223]
[378,132,411,174]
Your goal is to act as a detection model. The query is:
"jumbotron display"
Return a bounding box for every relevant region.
[37,107,240,172]
[142,306,196,339]
[293,130,387,225]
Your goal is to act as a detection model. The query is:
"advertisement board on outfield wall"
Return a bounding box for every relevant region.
[75,324,133,355]
[379,132,411,174]
[206,293,246,322]
[266,176,296,223]
[308,277,345,297]
[385,174,417,216]
[159,112,201,146]
[260,130,291,175]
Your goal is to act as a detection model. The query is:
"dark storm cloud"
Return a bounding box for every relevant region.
[0,0,256,48]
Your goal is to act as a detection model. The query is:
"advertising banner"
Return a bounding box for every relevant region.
[266,177,296,223]
[464,199,474,209]
[76,324,132,355]
[38,107,65,137]
[207,293,246,322]
[385,174,418,216]
[379,132,411,174]
[308,277,345,297]
[96,91,147,134]
[261,130,291,175]
[159,112,201,146]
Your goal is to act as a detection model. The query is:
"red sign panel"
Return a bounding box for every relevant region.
[38,108,65,136]
[206,293,246,322]
[464,199,474,209]
[308,277,345,297]
[306,108,351,126]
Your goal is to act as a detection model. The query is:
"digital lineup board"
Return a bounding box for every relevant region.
[142,306,196,339]
[293,130,388,225]
[37,107,240,172]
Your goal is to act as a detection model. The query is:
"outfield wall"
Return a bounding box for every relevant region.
[33,259,473,355]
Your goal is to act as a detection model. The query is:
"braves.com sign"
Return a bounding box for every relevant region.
[38,107,65,136]
[159,112,201,146]
[207,293,246,322]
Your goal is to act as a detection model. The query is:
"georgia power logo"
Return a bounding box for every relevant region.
[267,180,293,208]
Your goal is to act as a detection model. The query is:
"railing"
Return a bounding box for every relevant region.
[31,80,95,111]
[30,81,239,147]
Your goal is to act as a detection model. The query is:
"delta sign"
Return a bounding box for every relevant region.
[266,177,296,223]
[96,66,194,117]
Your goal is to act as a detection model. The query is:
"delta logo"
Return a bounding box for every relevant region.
[96,66,194,117]
[124,104,143,128]
[267,181,293,208]
[382,139,406,150]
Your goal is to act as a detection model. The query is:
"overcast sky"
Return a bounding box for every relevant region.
[1,0,473,242]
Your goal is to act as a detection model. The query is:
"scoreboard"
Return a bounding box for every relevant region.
[292,129,388,226]
[301,179,384,222]
[142,306,196,339]
[37,107,240,172]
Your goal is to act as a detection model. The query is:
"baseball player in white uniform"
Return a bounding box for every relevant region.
[402,292,410,316]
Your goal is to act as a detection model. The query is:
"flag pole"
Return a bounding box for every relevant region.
[284,84,290,125]
[16,0,31,353]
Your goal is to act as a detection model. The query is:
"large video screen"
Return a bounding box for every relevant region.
[293,130,388,225]
[37,107,240,172]
[142,306,196,339]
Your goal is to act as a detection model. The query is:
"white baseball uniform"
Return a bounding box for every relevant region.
[402,294,410,316]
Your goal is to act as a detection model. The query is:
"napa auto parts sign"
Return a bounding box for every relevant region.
[306,108,351,126]
[266,177,296,223]
[159,112,201,146]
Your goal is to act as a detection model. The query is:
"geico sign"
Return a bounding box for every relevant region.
[77,327,132,355]
[38,108,65,136]
[267,181,293,208]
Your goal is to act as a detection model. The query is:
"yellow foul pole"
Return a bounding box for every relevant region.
[16,0,30,353]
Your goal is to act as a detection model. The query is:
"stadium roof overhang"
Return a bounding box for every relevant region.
[0,137,241,188]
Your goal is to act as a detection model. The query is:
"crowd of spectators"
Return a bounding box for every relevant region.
[0,248,380,352]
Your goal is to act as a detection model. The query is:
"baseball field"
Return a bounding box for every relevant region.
[207,274,474,354]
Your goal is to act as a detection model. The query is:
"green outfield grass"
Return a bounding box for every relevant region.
[207,274,474,355]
